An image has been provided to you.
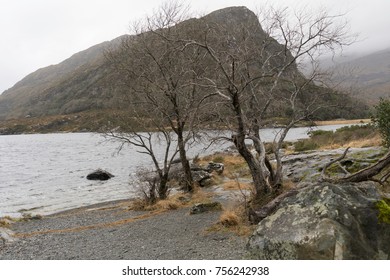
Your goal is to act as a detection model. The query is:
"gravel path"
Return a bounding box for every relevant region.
[0,200,247,260]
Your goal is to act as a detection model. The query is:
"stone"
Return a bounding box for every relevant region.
[247,182,390,259]
[168,163,213,187]
[191,170,212,187]
[206,162,224,174]
[0,227,18,246]
[86,169,114,181]
[190,202,222,214]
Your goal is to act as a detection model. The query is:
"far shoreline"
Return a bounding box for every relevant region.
[314,119,370,126]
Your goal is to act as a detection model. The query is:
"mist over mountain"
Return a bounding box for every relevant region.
[0,6,368,125]
[325,47,390,104]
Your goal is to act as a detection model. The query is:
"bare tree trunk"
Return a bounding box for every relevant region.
[233,133,269,200]
[177,126,193,192]
[249,188,300,224]
[158,173,169,199]
[230,90,270,199]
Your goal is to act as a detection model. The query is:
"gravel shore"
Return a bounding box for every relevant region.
[0,199,247,260]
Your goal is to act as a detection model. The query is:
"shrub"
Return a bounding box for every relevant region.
[294,139,319,152]
[372,98,390,147]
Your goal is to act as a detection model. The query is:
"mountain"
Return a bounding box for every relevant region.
[0,6,368,126]
[329,47,390,104]
[0,35,129,120]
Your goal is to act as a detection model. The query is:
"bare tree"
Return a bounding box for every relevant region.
[105,1,214,193]
[104,111,179,200]
[175,5,356,201]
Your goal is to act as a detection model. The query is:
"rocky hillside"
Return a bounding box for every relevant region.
[0,6,368,125]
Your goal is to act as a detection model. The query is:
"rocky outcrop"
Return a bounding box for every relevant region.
[247,182,390,259]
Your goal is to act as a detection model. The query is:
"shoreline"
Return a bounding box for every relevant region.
[1,193,247,260]
[314,118,370,126]
[1,117,370,136]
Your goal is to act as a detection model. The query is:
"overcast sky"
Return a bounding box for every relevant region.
[1,0,390,94]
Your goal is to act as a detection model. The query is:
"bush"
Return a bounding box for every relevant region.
[294,125,379,151]
[372,98,390,147]
[294,139,319,152]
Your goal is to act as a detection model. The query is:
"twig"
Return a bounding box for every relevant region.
[321,147,350,180]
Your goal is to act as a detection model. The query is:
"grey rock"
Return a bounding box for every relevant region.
[206,162,224,174]
[247,182,390,259]
[190,202,223,214]
[0,227,18,246]
[169,163,213,187]
[191,170,212,187]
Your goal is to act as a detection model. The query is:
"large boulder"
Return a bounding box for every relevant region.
[247,182,390,259]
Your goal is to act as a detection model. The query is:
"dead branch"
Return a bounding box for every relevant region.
[321,147,390,184]
[339,150,390,183]
[321,147,350,180]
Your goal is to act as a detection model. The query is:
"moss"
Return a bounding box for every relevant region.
[326,163,344,175]
[376,198,390,224]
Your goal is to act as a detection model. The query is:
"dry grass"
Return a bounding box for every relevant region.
[219,210,240,227]
[198,152,250,180]
[211,205,254,236]
[222,180,251,191]
[319,134,382,150]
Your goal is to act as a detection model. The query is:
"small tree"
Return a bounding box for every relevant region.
[372,98,390,147]
[105,1,214,194]
[104,112,179,200]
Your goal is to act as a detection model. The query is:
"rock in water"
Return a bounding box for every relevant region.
[247,182,390,259]
[86,169,114,181]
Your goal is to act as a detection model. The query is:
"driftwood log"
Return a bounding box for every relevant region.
[323,148,390,184]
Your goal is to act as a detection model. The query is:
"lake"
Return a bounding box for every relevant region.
[0,124,351,217]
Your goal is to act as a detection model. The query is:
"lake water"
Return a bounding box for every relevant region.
[0,124,350,217]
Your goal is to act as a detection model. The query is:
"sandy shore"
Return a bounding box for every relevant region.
[0,198,247,260]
